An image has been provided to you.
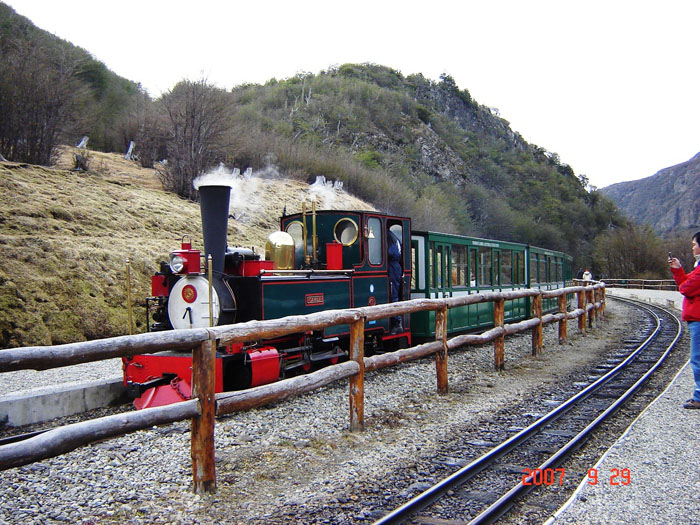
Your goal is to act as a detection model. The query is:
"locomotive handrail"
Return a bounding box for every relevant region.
[0,283,606,495]
[259,269,355,276]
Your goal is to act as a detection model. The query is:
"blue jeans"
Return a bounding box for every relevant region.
[689,322,700,402]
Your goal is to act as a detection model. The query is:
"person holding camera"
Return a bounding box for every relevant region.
[669,231,700,409]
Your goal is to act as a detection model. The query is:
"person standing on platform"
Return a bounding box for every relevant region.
[669,231,700,409]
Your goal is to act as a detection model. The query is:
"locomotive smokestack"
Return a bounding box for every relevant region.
[196,182,232,276]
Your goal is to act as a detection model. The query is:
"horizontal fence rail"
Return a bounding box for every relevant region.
[603,278,677,290]
[0,283,606,494]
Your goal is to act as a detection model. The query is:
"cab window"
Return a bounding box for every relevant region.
[367,217,383,265]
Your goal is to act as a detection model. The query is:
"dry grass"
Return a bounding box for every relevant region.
[0,147,372,347]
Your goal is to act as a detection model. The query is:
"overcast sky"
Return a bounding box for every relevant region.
[6,0,700,189]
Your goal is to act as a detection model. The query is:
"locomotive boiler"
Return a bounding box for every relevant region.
[123,178,412,408]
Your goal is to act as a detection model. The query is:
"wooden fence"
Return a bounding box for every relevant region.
[0,283,606,494]
[602,278,677,290]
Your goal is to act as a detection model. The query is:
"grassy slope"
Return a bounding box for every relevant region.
[0,148,372,347]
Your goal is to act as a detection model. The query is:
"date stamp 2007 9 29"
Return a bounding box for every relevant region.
[522,468,631,486]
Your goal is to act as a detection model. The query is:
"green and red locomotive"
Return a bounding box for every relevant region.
[124,177,572,408]
[124,179,412,408]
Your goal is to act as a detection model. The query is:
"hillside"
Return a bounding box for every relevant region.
[602,152,700,234]
[0,149,372,347]
[214,66,626,260]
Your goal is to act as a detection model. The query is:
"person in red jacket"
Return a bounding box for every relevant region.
[669,231,700,409]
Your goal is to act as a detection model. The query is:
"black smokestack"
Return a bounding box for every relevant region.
[198,184,231,276]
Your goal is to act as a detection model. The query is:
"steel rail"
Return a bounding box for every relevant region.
[0,429,49,447]
[374,297,679,525]
[467,298,682,524]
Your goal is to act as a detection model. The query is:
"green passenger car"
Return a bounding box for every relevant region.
[410,230,572,341]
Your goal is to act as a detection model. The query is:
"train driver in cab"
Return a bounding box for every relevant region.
[388,227,403,333]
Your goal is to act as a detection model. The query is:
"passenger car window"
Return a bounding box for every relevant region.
[530,256,538,284]
[469,249,477,287]
[452,245,468,287]
[540,260,547,283]
[501,250,512,285]
[517,252,525,284]
[478,247,492,286]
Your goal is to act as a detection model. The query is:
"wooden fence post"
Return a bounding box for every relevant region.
[531,294,543,356]
[349,318,365,432]
[593,288,599,323]
[191,337,217,494]
[558,293,567,344]
[577,289,587,335]
[587,288,595,329]
[494,298,505,370]
[435,305,448,393]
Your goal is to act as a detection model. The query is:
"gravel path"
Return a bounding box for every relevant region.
[0,301,632,524]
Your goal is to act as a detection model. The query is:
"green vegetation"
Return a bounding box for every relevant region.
[592,224,668,279]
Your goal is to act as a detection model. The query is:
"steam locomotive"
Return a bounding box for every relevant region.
[123,178,572,408]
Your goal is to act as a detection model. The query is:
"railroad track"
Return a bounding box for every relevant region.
[374,298,682,524]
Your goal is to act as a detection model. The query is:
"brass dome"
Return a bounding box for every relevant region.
[265,231,295,270]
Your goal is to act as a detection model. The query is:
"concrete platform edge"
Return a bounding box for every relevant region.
[0,376,127,428]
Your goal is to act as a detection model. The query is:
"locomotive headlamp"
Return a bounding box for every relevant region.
[169,254,187,274]
[168,245,201,275]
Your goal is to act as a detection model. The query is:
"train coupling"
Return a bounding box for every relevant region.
[125,373,177,398]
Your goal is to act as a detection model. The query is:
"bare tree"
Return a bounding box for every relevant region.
[0,35,85,165]
[157,79,233,199]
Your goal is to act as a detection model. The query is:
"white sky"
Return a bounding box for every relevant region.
[6,0,700,189]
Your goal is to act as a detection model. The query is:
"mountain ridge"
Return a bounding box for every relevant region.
[602,152,700,234]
